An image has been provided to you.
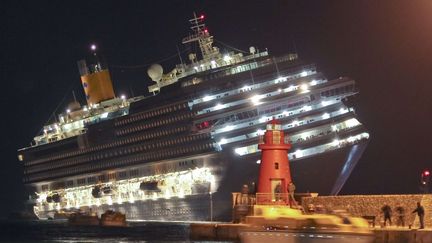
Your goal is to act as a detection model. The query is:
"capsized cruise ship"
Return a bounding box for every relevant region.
[17,14,369,221]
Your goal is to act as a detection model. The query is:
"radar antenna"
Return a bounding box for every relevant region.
[182,12,219,60]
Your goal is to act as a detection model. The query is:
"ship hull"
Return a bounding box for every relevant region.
[37,141,367,222]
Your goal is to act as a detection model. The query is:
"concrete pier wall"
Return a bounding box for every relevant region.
[374,229,432,243]
[189,223,432,242]
[302,194,432,228]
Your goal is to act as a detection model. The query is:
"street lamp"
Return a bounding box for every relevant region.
[89,43,101,71]
[420,169,431,193]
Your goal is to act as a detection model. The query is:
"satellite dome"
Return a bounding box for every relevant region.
[147,64,163,82]
[188,53,197,62]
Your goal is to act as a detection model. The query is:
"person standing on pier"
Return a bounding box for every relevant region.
[395,205,405,227]
[381,204,392,227]
[288,182,297,207]
[274,182,282,201]
[412,202,425,229]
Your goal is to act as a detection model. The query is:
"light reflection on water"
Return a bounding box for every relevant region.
[0,220,236,243]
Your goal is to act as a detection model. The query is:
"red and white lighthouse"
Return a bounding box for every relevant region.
[257,119,292,202]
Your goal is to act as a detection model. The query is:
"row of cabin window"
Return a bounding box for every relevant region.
[34,143,214,180]
[46,170,124,189]
[26,133,134,166]
[28,125,196,174]
[27,124,190,167]
[207,109,258,128]
[149,208,191,216]
[117,124,189,140]
[28,156,196,186]
[116,113,192,136]
[258,98,309,116]
[195,65,306,107]
[321,84,354,98]
[27,131,208,174]
[115,103,188,126]
[183,62,261,88]
[28,143,214,183]
[201,76,312,114]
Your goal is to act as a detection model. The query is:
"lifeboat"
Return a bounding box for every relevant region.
[91,186,102,198]
[102,186,113,195]
[139,181,161,192]
[100,210,127,227]
[52,193,61,203]
[68,211,99,226]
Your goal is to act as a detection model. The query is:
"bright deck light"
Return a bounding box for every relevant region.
[234,147,247,156]
[276,77,287,83]
[285,85,295,92]
[256,129,265,135]
[302,105,312,111]
[332,139,340,146]
[345,118,360,128]
[223,125,234,132]
[218,138,228,145]
[214,103,225,110]
[321,100,331,106]
[203,95,212,102]
[250,94,262,105]
[300,84,308,91]
[341,107,350,114]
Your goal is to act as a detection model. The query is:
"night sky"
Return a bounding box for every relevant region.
[1,1,431,218]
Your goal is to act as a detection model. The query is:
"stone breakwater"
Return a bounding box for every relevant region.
[302,194,432,228]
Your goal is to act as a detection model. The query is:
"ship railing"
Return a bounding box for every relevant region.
[232,192,256,207]
[255,193,290,205]
[232,192,256,223]
[232,192,293,222]
[258,136,291,145]
[232,192,291,206]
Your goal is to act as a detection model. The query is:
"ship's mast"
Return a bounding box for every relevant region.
[182,12,219,61]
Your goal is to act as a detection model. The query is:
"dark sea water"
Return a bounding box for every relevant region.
[0,220,236,243]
